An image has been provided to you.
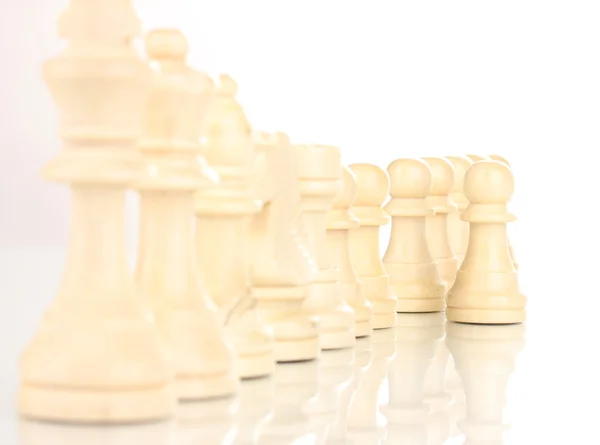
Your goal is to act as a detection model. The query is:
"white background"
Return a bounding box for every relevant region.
[1,0,599,443]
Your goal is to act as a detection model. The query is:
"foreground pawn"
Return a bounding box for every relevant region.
[445,322,526,444]
[251,132,319,362]
[466,154,489,162]
[383,159,446,313]
[446,161,527,324]
[445,155,473,267]
[296,145,355,350]
[326,166,373,337]
[422,157,459,290]
[196,75,275,378]
[347,164,398,328]
[134,30,237,399]
[18,0,172,423]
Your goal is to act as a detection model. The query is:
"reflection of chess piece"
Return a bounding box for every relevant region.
[381,313,445,445]
[445,155,473,267]
[305,348,356,443]
[19,0,173,422]
[444,354,466,438]
[196,75,275,378]
[134,29,238,400]
[347,328,397,444]
[175,397,239,445]
[327,166,373,337]
[296,145,356,350]
[423,341,453,445]
[348,164,398,327]
[260,361,320,444]
[234,376,275,444]
[251,132,320,362]
[446,161,527,324]
[446,322,526,445]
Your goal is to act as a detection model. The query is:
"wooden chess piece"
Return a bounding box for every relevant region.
[195,75,275,378]
[446,161,527,324]
[250,131,320,362]
[445,155,473,267]
[487,154,519,270]
[134,29,238,400]
[383,159,446,313]
[347,164,398,328]
[445,322,526,444]
[466,154,490,162]
[422,157,459,290]
[326,166,373,338]
[18,0,173,423]
[295,144,356,350]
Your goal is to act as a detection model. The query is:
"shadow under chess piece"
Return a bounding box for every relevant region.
[445,322,526,445]
[18,0,174,423]
[250,132,320,362]
[327,166,374,337]
[195,75,275,379]
[134,29,238,400]
[445,155,474,268]
[422,157,459,290]
[347,164,398,328]
[296,144,356,350]
[446,161,527,324]
[380,313,445,445]
[383,158,446,313]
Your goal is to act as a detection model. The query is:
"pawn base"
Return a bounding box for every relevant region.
[175,371,239,401]
[372,311,396,329]
[237,351,276,379]
[354,319,372,337]
[320,329,355,350]
[19,382,173,424]
[396,297,445,313]
[446,307,526,325]
[274,336,320,362]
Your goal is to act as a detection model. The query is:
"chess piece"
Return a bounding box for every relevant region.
[445,322,526,444]
[250,132,320,362]
[466,154,489,162]
[195,75,275,378]
[347,164,398,328]
[422,157,459,289]
[295,145,355,350]
[383,159,446,313]
[326,166,373,337]
[445,155,473,266]
[488,154,519,270]
[446,161,527,324]
[381,313,445,445]
[18,0,173,423]
[134,30,238,400]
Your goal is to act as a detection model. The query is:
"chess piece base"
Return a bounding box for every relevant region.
[237,351,276,379]
[395,295,446,313]
[19,382,173,424]
[434,256,459,289]
[175,372,239,401]
[227,312,276,379]
[320,328,356,350]
[354,319,372,337]
[274,336,320,362]
[373,312,397,329]
[446,307,526,324]
[386,262,447,313]
[339,283,373,338]
[359,276,397,329]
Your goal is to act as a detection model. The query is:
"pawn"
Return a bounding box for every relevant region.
[466,154,490,162]
[488,154,519,270]
[422,157,459,290]
[383,159,446,313]
[326,166,373,337]
[445,156,474,267]
[347,164,398,328]
[446,161,527,324]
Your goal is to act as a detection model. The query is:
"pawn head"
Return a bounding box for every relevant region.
[349,163,390,206]
[489,154,511,166]
[387,158,432,199]
[332,166,358,209]
[422,157,455,196]
[445,155,473,194]
[145,28,188,61]
[464,161,514,204]
[466,154,490,163]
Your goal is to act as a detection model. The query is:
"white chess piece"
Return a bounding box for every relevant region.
[422,157,459,290]
[18,0,173,423]
[347,164,398,328]
[445,322,526,445]
[466,154,490,162]
[134,29,238,400]
[383,159,446,313]
[326,166,374,337]
[445,155,473,267]
[295,144,356,350]
[381,313,445,445]
[195,75,275,378]
[250,132,320,362]
[488,154,519,270]
[446,161,527,324]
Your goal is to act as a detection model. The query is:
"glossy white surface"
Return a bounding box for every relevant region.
[0,248,594,444]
